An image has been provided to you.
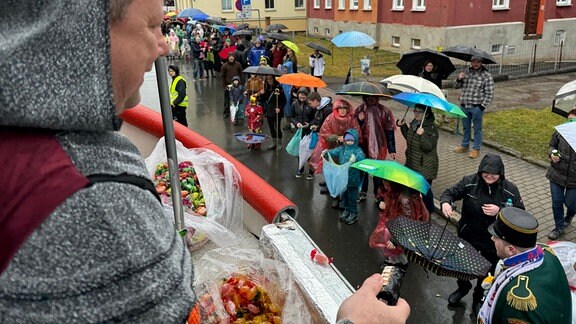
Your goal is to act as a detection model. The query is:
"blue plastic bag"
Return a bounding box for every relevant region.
[309,131,318,149]
[286,127,302,156]
[322,153,351,198]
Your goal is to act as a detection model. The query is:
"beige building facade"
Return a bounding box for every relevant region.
[173,0,307,31]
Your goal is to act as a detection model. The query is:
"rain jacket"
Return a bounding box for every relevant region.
[247,45,268,67]
[546,130,576,188]
[400,113,439,181]
[354,101,396,160]
[310,101,361,174]
[439,154,525,251]
[0,1,194,322]
[327,129,365,187]
[262,80,286,118]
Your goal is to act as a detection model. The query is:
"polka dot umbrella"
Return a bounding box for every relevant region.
[386,216,492,281]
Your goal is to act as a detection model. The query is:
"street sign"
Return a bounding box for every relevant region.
[236,12,251,19]
[242,0,251,5]
[242,5,251,13]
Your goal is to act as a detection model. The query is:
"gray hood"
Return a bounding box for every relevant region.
[0,0,120,131]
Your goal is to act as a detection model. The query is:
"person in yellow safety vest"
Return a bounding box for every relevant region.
[168,65,189,126]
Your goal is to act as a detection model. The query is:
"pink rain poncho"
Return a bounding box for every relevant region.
[354,98,396,160]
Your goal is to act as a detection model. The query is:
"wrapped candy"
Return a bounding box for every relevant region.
[310,249,333,265]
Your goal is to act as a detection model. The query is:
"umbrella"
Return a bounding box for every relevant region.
[234,133,270,144]
[243,65,284,76]
[331,31,375,48]
[164,11,178,18]
[192,13,209,21]
[266,24,288,32]
[206,17,225,25]
[306,42,331,55]
[176,8,207,19]
[236,23,250,30]
[336,81,392,97]
[351,160,430,194]
[396,49,456,79]
[387,216,492,281]
[267,33,290,41]
[552,80,576,117]
[442,46,497,65]
[233,30,253,37]
[391,92,467,119]
[281,40,300,54]
[218,45,236,60]
[380,75,446,100]
[277,72,327,88]
[217,26,236,34]
[555,119,576,152]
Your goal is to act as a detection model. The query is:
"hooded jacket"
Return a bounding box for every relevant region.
[400,111,439,181]
[439,154,525,250]
[0,1,194,322]
[327,129,365,187]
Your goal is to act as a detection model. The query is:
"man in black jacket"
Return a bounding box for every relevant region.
[439,153,524,316]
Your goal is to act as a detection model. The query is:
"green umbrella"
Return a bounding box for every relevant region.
[351,159,430,194]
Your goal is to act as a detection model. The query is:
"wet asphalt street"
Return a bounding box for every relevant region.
[141,61,477,323]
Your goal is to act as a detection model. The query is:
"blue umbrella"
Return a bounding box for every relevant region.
[218,25,237,34]
[192,13,209,21]
[331,31,375,48]
[176,8,207,19]
[391,92,466,119]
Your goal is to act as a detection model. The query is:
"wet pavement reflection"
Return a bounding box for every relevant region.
[140,62,476,323]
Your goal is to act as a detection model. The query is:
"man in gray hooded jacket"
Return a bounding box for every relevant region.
[0,0,195,322]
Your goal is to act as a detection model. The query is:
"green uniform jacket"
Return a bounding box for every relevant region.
[492,248,572,323]
[400,118,439,181]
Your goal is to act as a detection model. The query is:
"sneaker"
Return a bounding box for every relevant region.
[345,213,358,225]
[306,172,314,180]
[469,149,480,159]
[453,146,469,153]
[295,172,303,178]
[339,210,350,221]
[357,192,367,202]
[548,228,565,240]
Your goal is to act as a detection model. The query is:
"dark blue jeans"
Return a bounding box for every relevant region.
[342,186,360,214]
[461,105,484,150]
[550,181,576,230]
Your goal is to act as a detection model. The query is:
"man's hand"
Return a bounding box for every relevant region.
[551,155,560,163]
[458,71,466,80]
[441,202,453,219]
[337,274,410,324]
[416,128,424,135]
[482,204,500,217]
[296,123,303,128]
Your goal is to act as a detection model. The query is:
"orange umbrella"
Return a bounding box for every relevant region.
[277,72,327,88]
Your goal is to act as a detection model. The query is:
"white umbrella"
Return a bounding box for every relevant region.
[555,120,576,152]
[380,75,446,100]
[552,80,576,117]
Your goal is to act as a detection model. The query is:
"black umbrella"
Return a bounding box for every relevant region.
[305,42,331,55]
[396,48,456,79]
[266,23,288,32]
[236,23,250,30]
[243,65,284,76]
[267,33,290,41]
[442,46,497,65]
[205,17,225,25]
[336,81,392,97]
[387,217,492,281]
[233,30,253,37]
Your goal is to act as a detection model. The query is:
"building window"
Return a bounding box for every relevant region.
[557,0,572,5]
[314,26,319,34]
[491,44,502,54]
[554,30,566,45]
[492,0,509,9]
[392,36,400,47]
[411,38,421,49]
[339,0,345,9]
[222,0,232,11]
[392,0,404,10]
[364,0,372,10]
[325,28,331,36]
[412,0,425,10]
[265,0,275,9]
[313,0,320,8]
[295,0,305,9]
[350,0,359,9]
[326,0,332,9]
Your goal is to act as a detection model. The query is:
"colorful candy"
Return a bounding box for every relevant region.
[310,249,333,265]
[153,161,207,216]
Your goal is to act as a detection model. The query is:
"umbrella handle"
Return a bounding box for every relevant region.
[396,107,409,127]
[419,106,429,129]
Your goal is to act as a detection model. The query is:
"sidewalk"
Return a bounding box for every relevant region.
[317,72,576,243]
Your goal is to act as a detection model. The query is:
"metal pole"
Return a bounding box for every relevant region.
[154,57,185,232]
